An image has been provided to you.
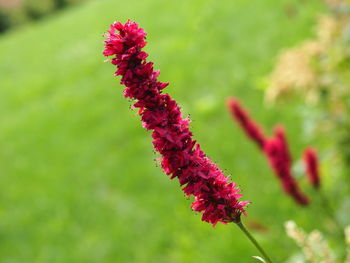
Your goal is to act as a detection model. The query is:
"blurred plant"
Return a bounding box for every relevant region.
[285,220,336,263]
[53,0,85,8]
[346,226,350,262]
[0,0,28,33]
[0,9,11,32]
[0,0,87,33]
[302,147,344,236]
[103,20,275,263]
[227,97,345,236]
[24,0,56,20]
[253,256,268,263]
[265,0,350,172]
[227,97,309,205]
[285,221,350,263]
[226,97,266,149]
[303,147,321,189]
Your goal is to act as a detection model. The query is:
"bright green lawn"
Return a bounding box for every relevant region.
[0,0,329,262]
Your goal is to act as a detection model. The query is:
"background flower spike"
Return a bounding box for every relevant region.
[303,147,321,189]
[227,97,309,205]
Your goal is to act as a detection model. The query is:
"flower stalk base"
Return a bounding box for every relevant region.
[235,221,274,263]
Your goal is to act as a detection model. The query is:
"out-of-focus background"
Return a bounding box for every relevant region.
[1,0,349,262]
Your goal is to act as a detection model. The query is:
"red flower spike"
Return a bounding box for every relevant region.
[273,125,291,167]
[227,97,309,205]
[104,20,248,225]
[303,147,320,189]
[263,134,309,206]
[226,97,266,149]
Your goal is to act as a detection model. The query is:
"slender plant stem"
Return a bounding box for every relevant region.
[236,221,274,263]
[318,189,344,235]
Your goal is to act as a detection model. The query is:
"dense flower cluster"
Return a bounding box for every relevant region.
[227,98,309,205]
[103,20,248,225]
[303,147,320,189]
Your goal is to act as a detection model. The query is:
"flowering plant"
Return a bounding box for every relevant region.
[103,20,248,225]
[266,0,350,174]
[103,19,276,263]
[227,97,309,205]
[101,18,349,263]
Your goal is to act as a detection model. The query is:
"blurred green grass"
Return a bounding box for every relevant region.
[0,0,328,262]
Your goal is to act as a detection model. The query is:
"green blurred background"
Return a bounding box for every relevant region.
[1,0,341,262]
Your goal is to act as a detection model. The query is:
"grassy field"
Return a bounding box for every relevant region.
[0,0,328,262]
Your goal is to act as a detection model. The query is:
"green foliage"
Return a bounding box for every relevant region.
[0,0,87,32]
[0,5,29,32]
[24,0,56,20]
[0,9,11,32]
[0,0,333,262]
[266,1,350,176]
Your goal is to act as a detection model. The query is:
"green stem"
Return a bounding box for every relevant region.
[236,221,274,263]
[318,189,344,236]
